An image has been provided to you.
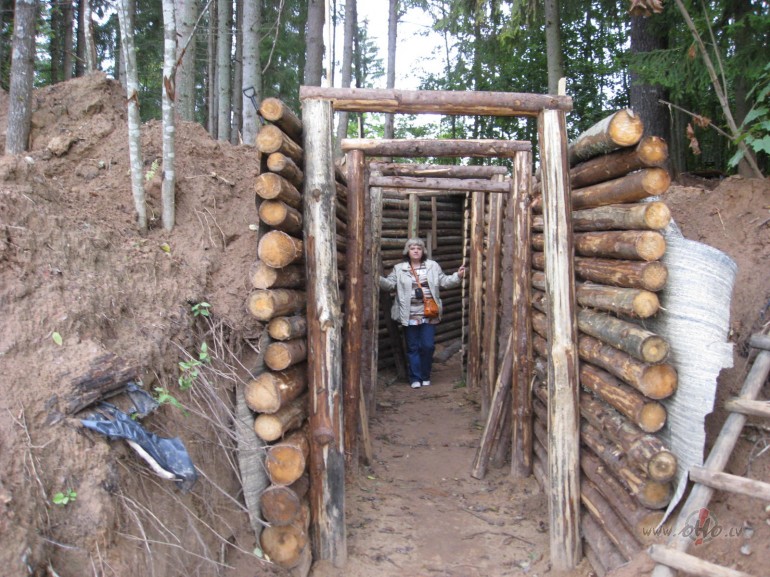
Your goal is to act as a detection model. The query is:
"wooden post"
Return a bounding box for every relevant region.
[468,191,485,393]
[408,194,420,238]
[539,108,581,570]
[301,98,346,566]
[344,149,365,470]
[481,185,504,417]
[511,150,534,477]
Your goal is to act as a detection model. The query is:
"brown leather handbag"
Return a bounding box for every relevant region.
[410,263,439,318]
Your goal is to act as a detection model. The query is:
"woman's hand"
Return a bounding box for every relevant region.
[457,265,466,278]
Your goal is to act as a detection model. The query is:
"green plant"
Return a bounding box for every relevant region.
[178,342,210,390]
[154,387,187,415]
[191,301,211,317]
[52,489,77,506]
[52,332,63,346]
[729,62,770,170]
[145,158,160,181]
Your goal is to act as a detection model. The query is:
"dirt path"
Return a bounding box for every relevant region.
[311,352,594,577]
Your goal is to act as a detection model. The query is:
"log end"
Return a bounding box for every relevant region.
[632,291,660,319]
[254,414,283,442]
[635,510,666,544]
[266,444,307,485]
[609,109,645,147]
[644,202,672,231]
[247,291,274,322]
[256,125,283,155]
[259,98,284,122]
[647,450,678,484]
[637,231,666,262]
[267,317,293,341]
[641,262,668,292]
[260,524,307,568]
[267,152,289,172]
[265,343,293,371]
[259,200,289,227]
[640,335,669,364]
[638,402,667,433]
[250,261,279,290]
[638,480,673,510]
[255,172,283,200]
[637,136,669,167]
[245,376,280,414]
[641,363,678,400]
[641,167,672,195]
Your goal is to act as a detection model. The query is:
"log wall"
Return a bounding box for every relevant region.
[529,110,679,574]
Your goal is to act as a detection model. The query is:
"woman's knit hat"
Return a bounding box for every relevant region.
[403,237,426,255]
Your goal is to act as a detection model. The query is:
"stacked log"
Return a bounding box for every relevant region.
[530,111,678,574]
[243,98,312,575]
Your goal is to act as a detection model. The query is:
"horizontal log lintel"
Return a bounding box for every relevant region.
[371,175,509,193]
[341,138,531,157]
[370,163,509,178]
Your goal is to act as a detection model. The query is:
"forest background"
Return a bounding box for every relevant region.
[0,0,768,185]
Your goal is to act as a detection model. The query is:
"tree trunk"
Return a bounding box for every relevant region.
[247,289,306,321]
[304,0,324,86]
[75,0,85,76]
[384,0,398,139]
[230,0,243,143]
[544,0,564,94]
[174,0,197,121]
[241,0,261,145]
[569,136,669,190]
[629,15,670,145]
[533,230,666,262]
[216,0,232,140]
[116,0,147,230]
[568,109,645,165]
[335,0,356,153]
[532,252,668,292]
[5,0,36,155]
[207,0,217,137]
[532,201,671,233]
[245,364,307,414]
[82,0,96,72]
[161,0,177,230]
[62,0,74,80]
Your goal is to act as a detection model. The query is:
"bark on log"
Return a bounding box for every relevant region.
[260,523,309,568]
[259,97,304,143]
[257,124,304,164]
[648,545,755,577]
[257,230,304,269]
[568,109,644,165]
[533,230,666,262]
[259,200,303,236]
[532,271,660,318]
[247,289,306,322]
[250,260,305,290]
[580,362,667,434]
[268,316,308,341]
[267,152,305,189]
[255,173,303,209]
[581,477,641,559]
[532,202,671,233]
[370,175,510,193]
[577,307,669,364]
[724,397,770,419]
[371,162,508,178]
[265,339,308,371]
[245,364,308,414]
[265,428,311,485]
[302,86,571,116]
[260,474,310,526]
[532,252,668,292]
[61,352,140,415]
[341,138,530,157]
[255,395,308,442]
[582,513,627,575]
[689,466,770,502]
[532,168,671,213]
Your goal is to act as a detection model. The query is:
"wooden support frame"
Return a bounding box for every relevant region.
[370,175,510,193]
[342,138,530,157]
[468,191,486,394]
[539,108,582,570]
[371,163,508,178]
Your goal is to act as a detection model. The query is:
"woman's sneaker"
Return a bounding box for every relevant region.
[422,380,431,387]
[411,381,421,389]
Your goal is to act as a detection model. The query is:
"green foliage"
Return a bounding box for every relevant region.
[178,342,210,390]
[191,302,211,317]
[153,387,187,415]
[729,62,770,168]
[145,159,160,181]
[52,489,77,506]
[52,332,63,346]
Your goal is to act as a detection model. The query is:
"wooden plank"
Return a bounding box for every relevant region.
[341,138,531,157]
[301,98,346,567]
[689,466,770,501]
[370,175,510,193]
[343,149,365,470]
[538,108,581,570]
[300,86,573,116]
[649,545,755,577]
[511,151,534,477]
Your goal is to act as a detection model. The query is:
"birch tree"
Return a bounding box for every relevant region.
[216,0,232,140]
[174,0,198,121]
[116,0,147,230]
[6,0,37,155]
[161,0,177,230]
[241,0,261,144]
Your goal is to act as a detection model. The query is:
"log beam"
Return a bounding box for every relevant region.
[341,138,530,157]
[370,175,510,193]
[370,163,508,178]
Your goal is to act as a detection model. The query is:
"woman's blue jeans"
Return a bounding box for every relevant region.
[404,323,436,383]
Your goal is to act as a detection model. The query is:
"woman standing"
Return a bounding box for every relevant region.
[379,238,466,389]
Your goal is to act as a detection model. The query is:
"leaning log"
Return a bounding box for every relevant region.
[259,200,303,236]
[568,109,644,165]
[267,152,305,189]
[532,202,671,232]
[582,513,627,576]
[257,230,304,268]
[533,230,666,262]
[250,261,305,290]
[268,316,308,341]
[265,339,308,371]
[259,97,304,143]
[265,428,311,486]
[569,135,668,189]
[255,395,308,442]
[580,363,667,434]
[256,124,304,165]
[255,173,303,209]
[578,307,668,364]
[245,364,307,414]
[580,392,676,483]
[247,289,306,322]
[260,474,310,526]
[260,523,309,569]
[531,311,677,399]
[581,420,673,510]
[582,477,641,559]
[532,271,660,318]
[532,252,668,292]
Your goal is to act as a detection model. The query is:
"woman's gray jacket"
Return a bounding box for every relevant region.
[379,260,462,326]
